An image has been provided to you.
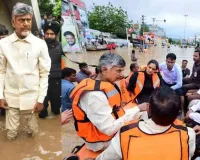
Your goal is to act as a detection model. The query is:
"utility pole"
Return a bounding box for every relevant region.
[152,18,156,46]
[184,14,188,46]
[142,15,145,50]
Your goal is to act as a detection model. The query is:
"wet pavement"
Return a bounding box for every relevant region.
[62,45,195,157]
[0,113,61,160]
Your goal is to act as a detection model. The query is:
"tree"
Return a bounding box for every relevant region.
[38,0,54,16]
[88,3,133,39]
[168,38,173,44]
[53,0,62,17]
[38,0,61,17]
[139,24,149,36]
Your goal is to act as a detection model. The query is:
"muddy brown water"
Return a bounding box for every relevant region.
[62,46,195,158]
[0,112,61,160]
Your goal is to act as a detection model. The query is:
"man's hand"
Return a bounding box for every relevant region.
[32,102,44,113]
[193,125,200,135]
[0,99,9,109]
[186,109,193,119]
[138,102,149,112]
[61,109,73,125]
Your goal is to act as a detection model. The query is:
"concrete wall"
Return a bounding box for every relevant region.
[0,0,41,35]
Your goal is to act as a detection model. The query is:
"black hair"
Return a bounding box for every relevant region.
[0,24,8,36]
[182,60,188,63]
[62,68,76,79]
[79,62,88,69]
[149,86,180,126]
[95,67,100,74]
[64,31,75,38]
[130,63,138,71]
[166,53,176,60]
[132,50,135,53]
[147,59,159,70]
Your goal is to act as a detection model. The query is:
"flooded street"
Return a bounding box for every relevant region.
[0,113,61,160]
[62,46,195,157]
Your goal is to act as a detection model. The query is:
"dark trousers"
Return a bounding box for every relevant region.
[163,81,183,96]
[183,78,199,93]
[39,78,61,118]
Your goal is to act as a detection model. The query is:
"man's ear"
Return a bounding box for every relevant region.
[11,19,15,28]
[101,66,108,75]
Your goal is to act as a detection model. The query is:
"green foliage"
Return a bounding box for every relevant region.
[38,0,61,17]
[177,40,181,45]
[168,38,173,44]
[53,0,62,17]
[38,0,54,16]
[139,24,149,36]
[88,3,133,39]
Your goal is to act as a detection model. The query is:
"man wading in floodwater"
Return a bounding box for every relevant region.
[0,3,51,140]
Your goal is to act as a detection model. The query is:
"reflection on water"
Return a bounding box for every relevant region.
[0,114,61,160]
[62,46,195,157]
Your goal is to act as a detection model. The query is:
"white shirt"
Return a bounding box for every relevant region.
[189,100,200,124]
[96,119,196,160]
[0,32,51,110]
[79,91,147,152]
[63,43,80,52]
[159,62,183,90]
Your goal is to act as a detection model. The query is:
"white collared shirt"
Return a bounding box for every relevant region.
[96,119,196,160]
[0,32,51,110]
[159,62,183,90]
[79,91,148,152]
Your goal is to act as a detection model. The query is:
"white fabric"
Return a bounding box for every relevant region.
[0,32,51,110]
[79,91,147,152]
[189,100,200,124]
[96,119,196,160]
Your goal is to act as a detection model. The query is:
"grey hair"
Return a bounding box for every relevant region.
[12,3,33,19]
[98,53,126,71]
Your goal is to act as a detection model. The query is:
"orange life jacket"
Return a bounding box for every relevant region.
[120,72,133,105]
[70,78,125,143]
[61,56,66,69]
[131,71,160,101]
[120,120,189,160]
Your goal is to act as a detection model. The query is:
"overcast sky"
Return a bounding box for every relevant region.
[83,0,200,39]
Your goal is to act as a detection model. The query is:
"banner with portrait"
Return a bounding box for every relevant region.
[62,15,81,53]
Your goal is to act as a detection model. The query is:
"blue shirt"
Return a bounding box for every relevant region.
[61,79,75,112]
[77,71,89,83]
[159,63,182,90]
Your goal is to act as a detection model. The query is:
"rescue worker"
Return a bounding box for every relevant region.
[70,53,149,152]
[127,60,163,104]
[95,86,196,160]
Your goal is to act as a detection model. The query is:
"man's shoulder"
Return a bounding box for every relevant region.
[0,33,14,44]
[29,33,45,43]
[174,63,182,70]
[159,62,166,68]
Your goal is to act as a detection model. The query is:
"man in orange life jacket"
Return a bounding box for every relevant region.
[70,53,149,152]
[95,86,196,160]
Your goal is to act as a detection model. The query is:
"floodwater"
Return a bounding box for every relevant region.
[62,45,195,158]
[0,112,61,160]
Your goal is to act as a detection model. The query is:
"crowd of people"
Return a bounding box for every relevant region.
[63,47,200,159]
[1,2,200,160]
